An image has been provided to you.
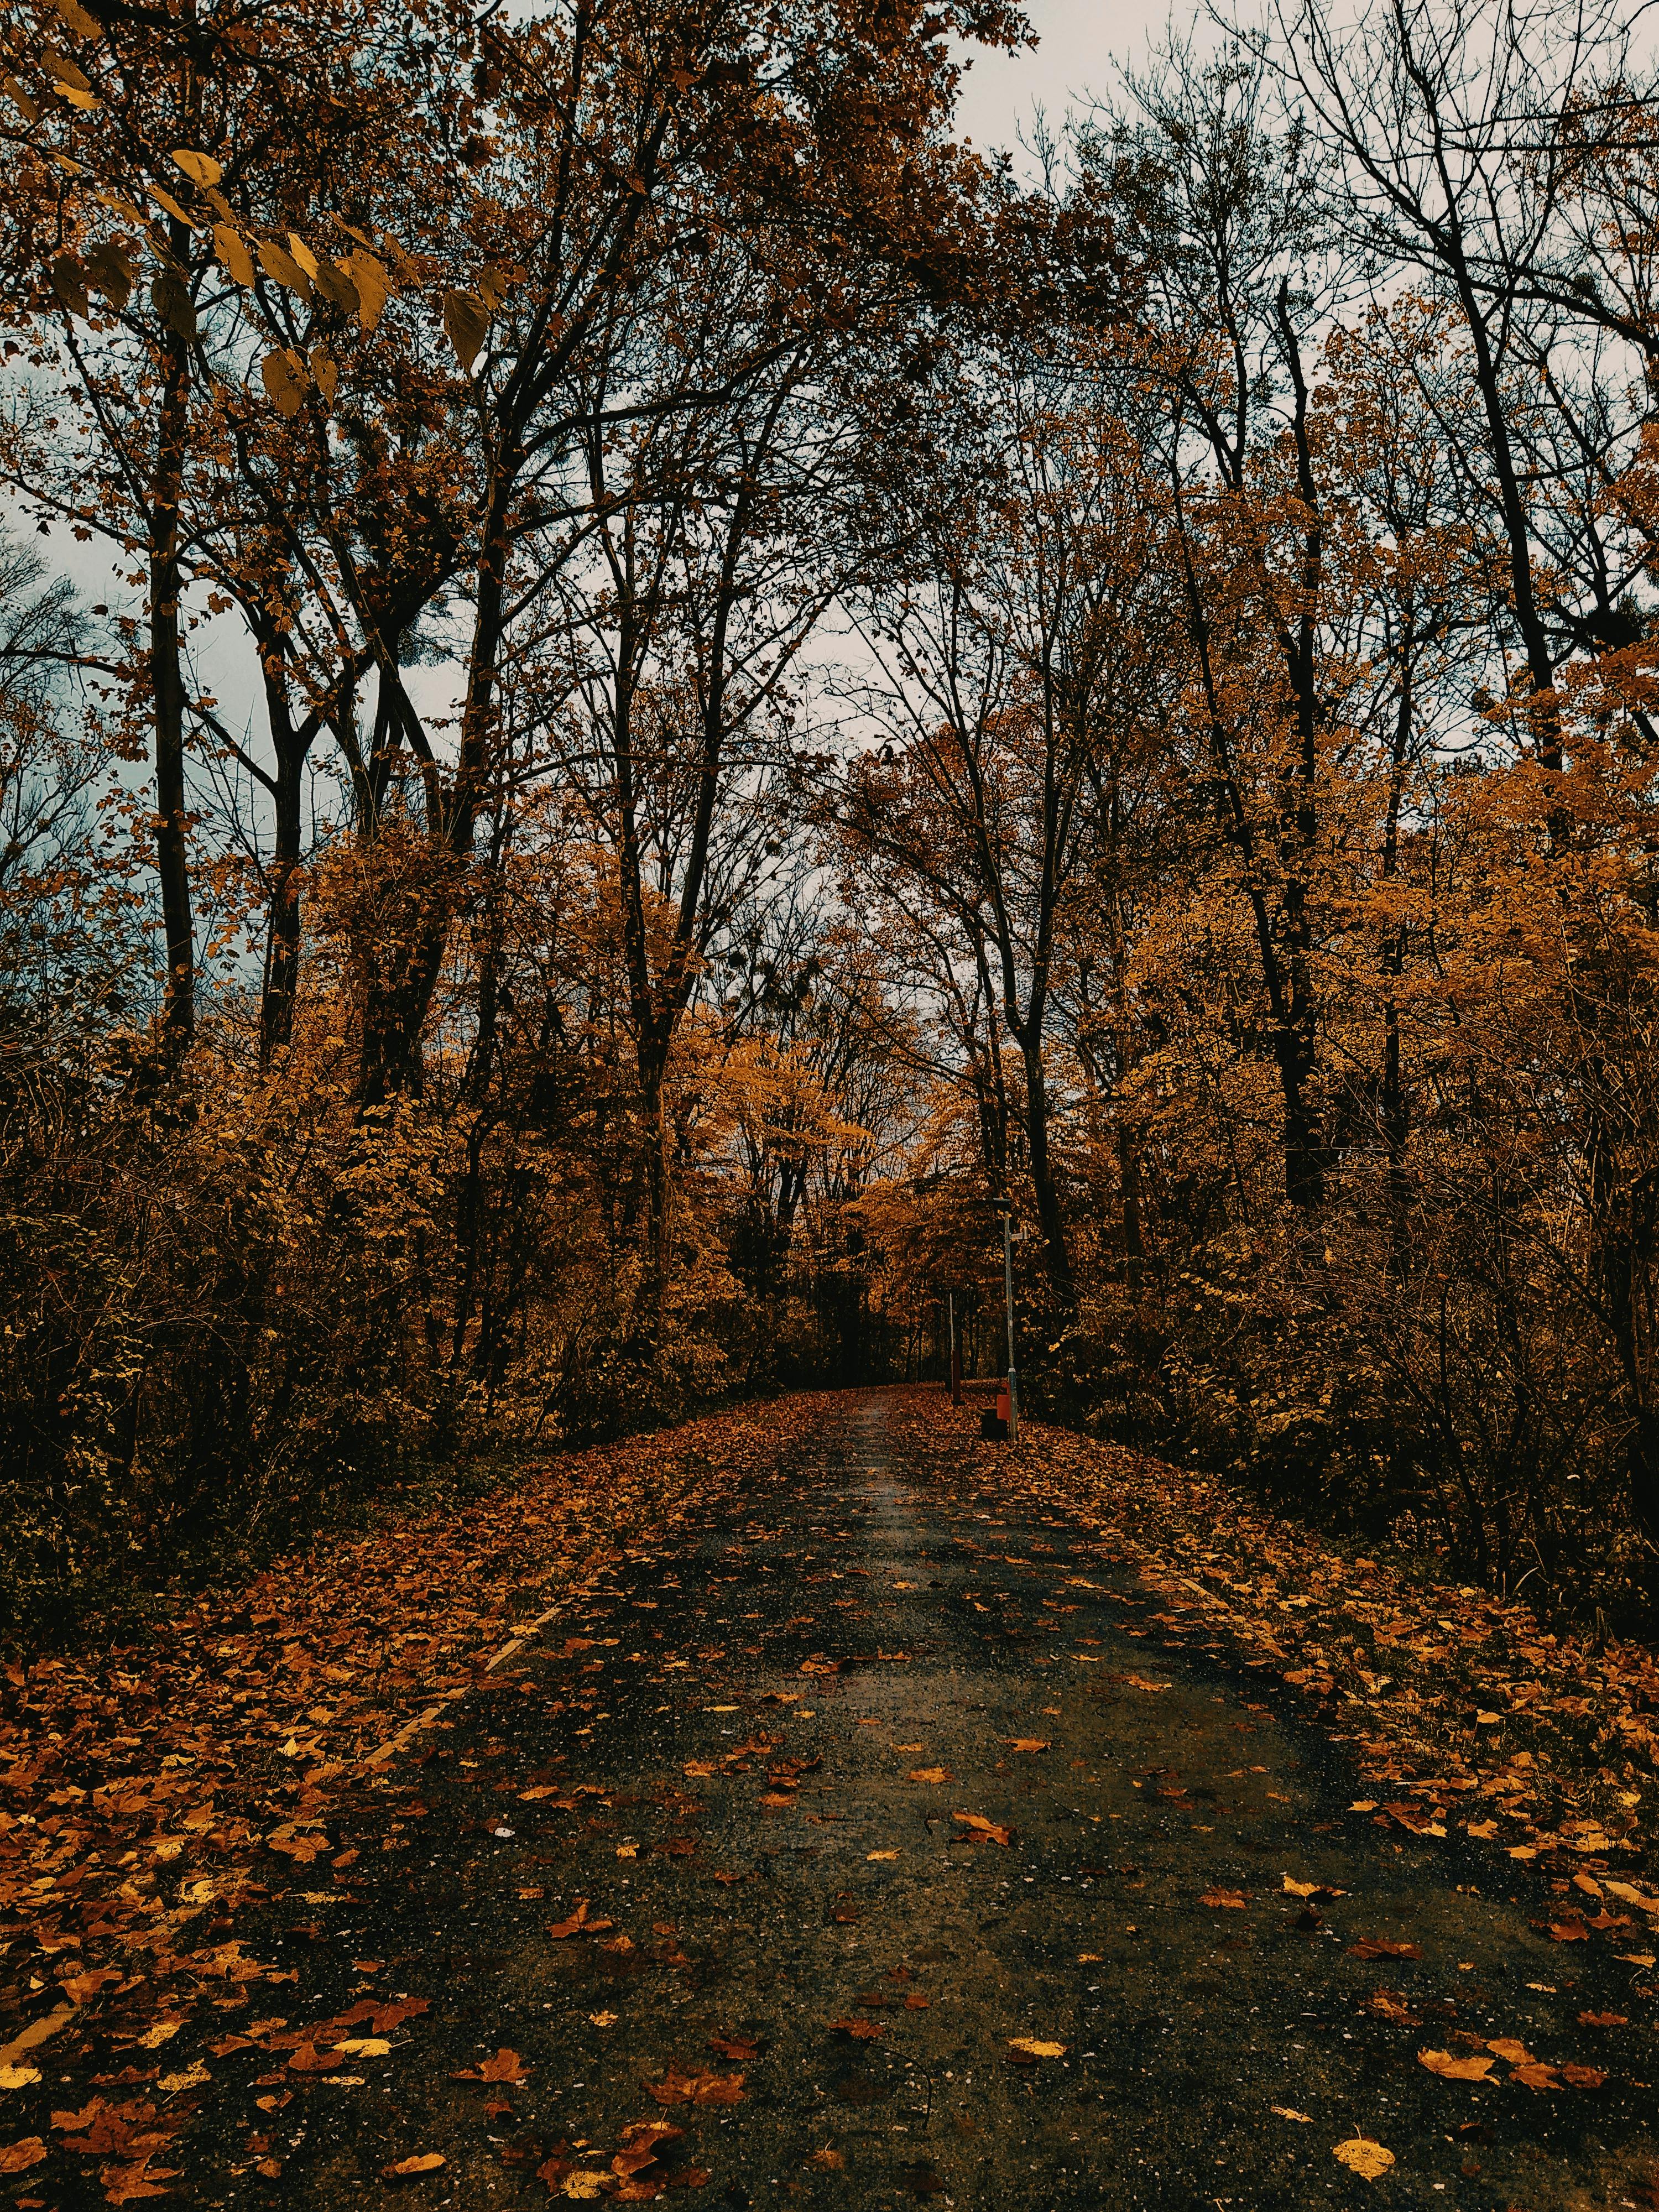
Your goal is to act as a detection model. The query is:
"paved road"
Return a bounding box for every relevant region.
[187,1393,1651,2210]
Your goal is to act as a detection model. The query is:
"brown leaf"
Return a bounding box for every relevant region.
[1200,1888,1250,1910]
[1418,2048,1493,2081]
[646,2068,744,2106]
[707,2033,758,2061]
[383,2152,446,2177]
[1578,2011,1627,2028]
[1510,2062,1562,2091]
[1349,1938,1421,1960]
[952,1811,1011,1845]
[477,2049,529,2084]
[286,2043,341,2074]
[806,2146,845,2171]
[830,2019,883,2041]
[1562,2063,1606,2088]
[1548,1919,1589,1943]
[0,2138,48,2174]
[908,1767,951,1784]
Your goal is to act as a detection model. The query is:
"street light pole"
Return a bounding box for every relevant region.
[1001,1209,1019,1443]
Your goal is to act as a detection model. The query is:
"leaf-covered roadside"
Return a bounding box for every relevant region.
[0,1395,843,2199]
[891,1395,1659,1884]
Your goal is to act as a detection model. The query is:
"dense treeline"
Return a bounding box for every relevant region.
[1,0,1657,1634]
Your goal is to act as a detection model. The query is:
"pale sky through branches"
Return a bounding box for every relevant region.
[954,0,1173,154]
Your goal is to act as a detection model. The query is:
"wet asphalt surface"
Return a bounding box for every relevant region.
[79,1391,1657,2210]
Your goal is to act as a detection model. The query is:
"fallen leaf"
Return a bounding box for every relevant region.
[830,2020,883,2041]
[1578,2011,1627,2028]
[1003,1739,1051,1752]
[0,2067,41,2090]
[1332,2136,1394,2179]
[707,2033,758,2060]
[156,2059,210,2093]
[1510,2062,1562,2091]
[1271,2107,1313,2123]
[867,1850,900,1861]
[1348,1800,1378,1812]
[646,2068,744,2106]
[1349,1938,1421,1960]
[1549,1920,1589,1943]
[383,2152,446,2177]
[1201,1888,1250,1910]
[477,2049,529,2084]
[807,2147,846,2171]
[952,1812,1012,1845]
[334,2038,391,2056]
[909,1767,952,1785]
[1006,2038,1066,2058]
[590,2012,618,2029]
[100,2157,181,2203]
[1562,2063,1606,2088]
[1418,2048,1493,2080]
[0,2139,48,2174]
[1485,2038,1532,2064]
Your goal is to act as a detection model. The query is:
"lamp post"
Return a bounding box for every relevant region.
[1000,1208,1019,1443]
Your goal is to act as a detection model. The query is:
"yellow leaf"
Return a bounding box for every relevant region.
[0,2066,40,2090]
[260,349,307,418]
[383,2152,445,2177]
[286,232,320,281]
[171,148,222,187]
[1271,2106,1313,2122]
[212,225,254,287]
[344,248,388,330]
[2,76,41,123]
[908,1766,951,1784]
[53,0,105,35]
[149,185,194,226]
[257,238,312,300]
[43,47,92,92]
[1006,2038,1066,2058]
[135,2021,184,2049]
[443,289,489,373]
[1332,2137,1395,2179]
[158,2059,211,2092]
[867,1849,900,1861]
[334,2037,390,2056]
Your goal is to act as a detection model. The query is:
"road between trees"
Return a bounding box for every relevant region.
[6,1391,1657,2208]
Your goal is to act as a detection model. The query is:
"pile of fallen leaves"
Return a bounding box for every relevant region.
[0,1395,842,2194]
[892,1392,1659,1882]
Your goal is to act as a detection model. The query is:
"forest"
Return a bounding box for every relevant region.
[2,0,1657,1639]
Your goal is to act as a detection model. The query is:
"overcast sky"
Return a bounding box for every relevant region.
[953,0,1175,155]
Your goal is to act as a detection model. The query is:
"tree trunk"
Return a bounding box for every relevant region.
[151,322,193,1045]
